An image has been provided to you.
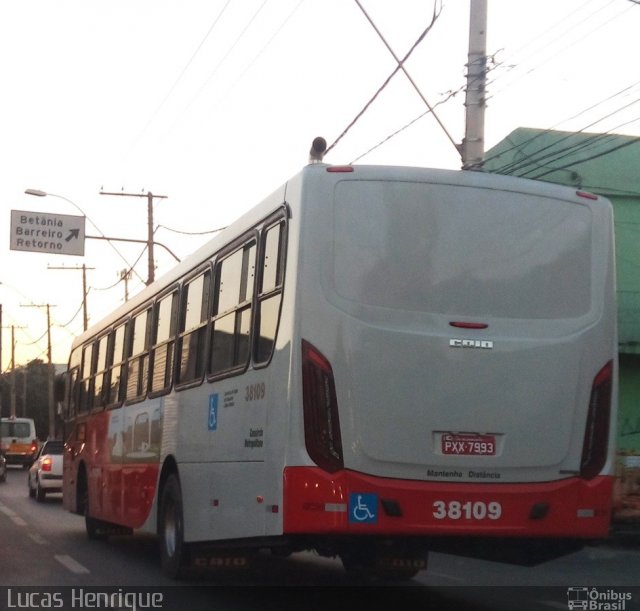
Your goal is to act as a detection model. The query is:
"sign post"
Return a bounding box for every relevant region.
[10,209,85,256]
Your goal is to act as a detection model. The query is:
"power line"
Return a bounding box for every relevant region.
[354,0,458,154]
[485,80,640,175]
[157,223,227,236]
[128,0,233,154]
[170,1,269,129]
[489,0,602,69]
[350,87,461,164]
[488,0,628,100]
[325,1,444,157]
[494,108,640,178]
[529,135,640,181]
[221,0,305,97]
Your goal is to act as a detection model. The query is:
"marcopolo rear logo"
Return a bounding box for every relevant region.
[449,339,493,349]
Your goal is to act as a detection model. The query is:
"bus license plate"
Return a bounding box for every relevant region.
[442,434,496,456]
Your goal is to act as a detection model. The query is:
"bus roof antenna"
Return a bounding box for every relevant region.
[309,137,327,164]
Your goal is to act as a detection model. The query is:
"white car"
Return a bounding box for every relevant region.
[28,440,63,502]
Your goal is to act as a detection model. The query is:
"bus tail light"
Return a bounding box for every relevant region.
[580,361,613,480]
[301,340,344,473]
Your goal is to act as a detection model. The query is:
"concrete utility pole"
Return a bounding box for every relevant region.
[48,264,94,331]
[99,190,168,286]
[7,324,26,419]
[461,0,488,170]
[22,304,56,439]
[10,325,16,418]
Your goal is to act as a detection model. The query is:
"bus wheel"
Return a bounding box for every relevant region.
[159,474,189,579]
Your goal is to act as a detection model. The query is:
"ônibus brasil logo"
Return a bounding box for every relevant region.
[567,587,632,610]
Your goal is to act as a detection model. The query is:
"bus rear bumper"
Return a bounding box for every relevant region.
[283,467,613,538]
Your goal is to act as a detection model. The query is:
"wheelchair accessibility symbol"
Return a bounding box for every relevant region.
[349,493,378,524]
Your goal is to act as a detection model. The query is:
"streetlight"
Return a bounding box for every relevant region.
[25,189,179,286]
[24,188,144,283]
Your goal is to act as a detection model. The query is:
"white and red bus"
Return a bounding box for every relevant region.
[61,156,618,580]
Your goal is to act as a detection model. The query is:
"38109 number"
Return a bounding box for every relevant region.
[245,382,266,402]
[432,500,502,521]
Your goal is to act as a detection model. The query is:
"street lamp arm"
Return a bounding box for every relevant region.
[24,188,145,285]
[25,189,94,225]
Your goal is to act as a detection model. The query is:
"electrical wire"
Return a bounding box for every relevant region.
[486,80,640,175]
[128,0,233,154]
[483,79,640,168]
[493,107,640,178]
[350,87,461,164]
[487,0,626,100]
[528,134,640,182]
[221,0,305,97]
[325,1,443,157]
[157,223,227,236]
[171,1,269,128]
[352,0,458,154]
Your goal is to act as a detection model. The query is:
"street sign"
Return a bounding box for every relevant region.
[10,209,85,256]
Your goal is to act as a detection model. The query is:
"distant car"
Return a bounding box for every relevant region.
[28,440,63,502]
[0,453,6,483]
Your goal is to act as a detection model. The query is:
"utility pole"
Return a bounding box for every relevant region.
[22,304,56,439]
[10,325,16,418]
[48,264,94,331]
[7,324,26,419]
[0,304,2,418]
[461,0,488,170]
[99,190,168,286]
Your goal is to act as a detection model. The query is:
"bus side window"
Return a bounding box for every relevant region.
[108,322,127,406]
[177,270,211,386]
[151,289,178,394]
[92,333,110,410]
[79,343,94,413]
[255,221,285,365]
[126,308,151,402]
[210,241,256,376]
[67,347,82,421]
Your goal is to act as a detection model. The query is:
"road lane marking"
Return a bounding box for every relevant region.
[0,503,17,517]
[29,533,48,545]
[54,554,90,574]
[11,516,27,526]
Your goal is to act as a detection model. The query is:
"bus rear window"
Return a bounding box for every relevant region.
[333,181,592,319]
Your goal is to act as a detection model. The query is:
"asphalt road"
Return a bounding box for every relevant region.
[1,464,639,611]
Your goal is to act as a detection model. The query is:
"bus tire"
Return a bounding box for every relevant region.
[159,474,189,579]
